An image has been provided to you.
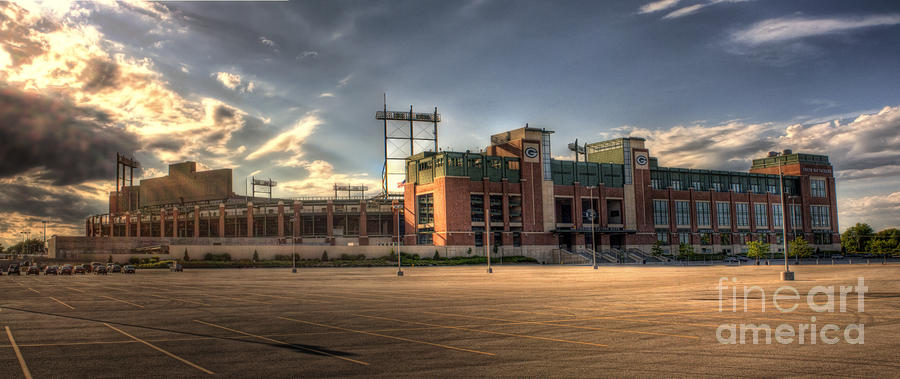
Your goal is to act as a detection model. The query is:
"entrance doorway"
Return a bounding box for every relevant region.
[610,235,625,250]
[558,234,574,251]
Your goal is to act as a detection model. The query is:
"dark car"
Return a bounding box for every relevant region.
[60,265,73,275]
[94,265,108,275]
[81,264,92,273]
[170,263,183,272]
[109,265,122,273]
[123,265,136,274]
[45,266,59,275]
[7,264,20,275]
[73,265,86,274]
[25,266,39,275]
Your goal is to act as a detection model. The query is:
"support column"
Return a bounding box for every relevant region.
[136,212,141,238]
[109,214,114,237]
[125,212,131,237]
[247,202,254,238]
[277,201,285,237]
[86,218,92,237]
[358,200,368,246]
[218,203,226,237]
[293,201,302,242]
[159,209,166,237]
[193,205,200,238]
[326,200,334,245]
[172,208,179,238]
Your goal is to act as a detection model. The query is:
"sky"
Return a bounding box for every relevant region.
[1,0,899,246]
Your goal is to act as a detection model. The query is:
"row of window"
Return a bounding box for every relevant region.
[652,200,829,229]
[656,230,834,245]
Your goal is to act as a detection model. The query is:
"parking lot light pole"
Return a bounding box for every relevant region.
[291,236,297,273]
[776,153,794,281]
[393,204,403,276]
[589,186,598,270]
[486,204,492,274]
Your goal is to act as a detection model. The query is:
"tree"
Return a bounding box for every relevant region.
[651,241,664,257]
[746,240,769,264]
[321,250,329,262]
[869,239,893,264]
[107,255,113,263]
[678,243,694,261]
[252,250,260,262]
[873,228,900,251]
[789,236,813,263]
[433,250,440,260]
[183,249,190,261]
[842,223,874,255]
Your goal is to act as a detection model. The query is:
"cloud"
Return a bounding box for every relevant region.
[337,74,352,87]
[663,4,704,19]
[213,71,255,93]
[639,0,681,14]
[621,120,778,171]
[245,112,321,161]
[298,50,318,61]
[732,14,900,46]
[838,192,900,232]
[626,105,900,180]
[259,36,275,47]
[0,87,140,185]
[319,92,334,98]
[280,160,380,197]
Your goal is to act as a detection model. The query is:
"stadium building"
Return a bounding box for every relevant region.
[401,126,840,260]
[50,126,840,263]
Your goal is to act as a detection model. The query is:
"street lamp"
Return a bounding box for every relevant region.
[773,152,794,281]
[393,204,403,276]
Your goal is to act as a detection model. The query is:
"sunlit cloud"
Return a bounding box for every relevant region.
[639,0,681,14]
[732,14,900,45]
[246,112,321,161]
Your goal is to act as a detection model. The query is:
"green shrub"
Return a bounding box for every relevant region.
[183,249,190,261]
[321,250,328,261]
[433,250,440,260]
[252,250,259,262]
[203,253,232,261]
[128,257,140,264]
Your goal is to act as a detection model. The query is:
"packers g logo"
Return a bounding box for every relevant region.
[524,147,539,158]
[635,155,648,166]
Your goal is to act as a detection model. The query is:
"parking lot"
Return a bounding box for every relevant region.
[2,264,900,377]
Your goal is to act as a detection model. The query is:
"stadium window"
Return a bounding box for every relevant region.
[811,179,826,197]
[653,200,669,225]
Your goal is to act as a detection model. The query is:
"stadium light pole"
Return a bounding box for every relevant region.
[486,202,492,274]
[775,152,794,281]
[393,203,403,276]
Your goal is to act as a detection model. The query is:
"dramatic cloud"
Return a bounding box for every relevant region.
[245,112,321,161]
[259,36,275,47]
[732,14,900,46]
[0,87,140,185]
[663,4,704,19]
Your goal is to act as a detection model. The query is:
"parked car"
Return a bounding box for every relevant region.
[59,265,73,275]
[7,264,20,275]
[170,263,183,272]
[94,265,108,275]
[25,266,39,275]
[45,266,59,275]
[831,254,844,259]
[109,265,122,273]
[724,257,740,263]
[80,264,92,273]
[123,265,136,274]
[73,265,86,274]
[91,262,105,271]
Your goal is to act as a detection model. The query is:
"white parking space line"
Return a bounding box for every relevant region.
[48,297,75,310]
[103,323,215,375]
[5,326,33,379]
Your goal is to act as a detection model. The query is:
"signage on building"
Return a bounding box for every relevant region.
[634,152,649,169]
[802,167,833,175]
[523,143,540,162]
